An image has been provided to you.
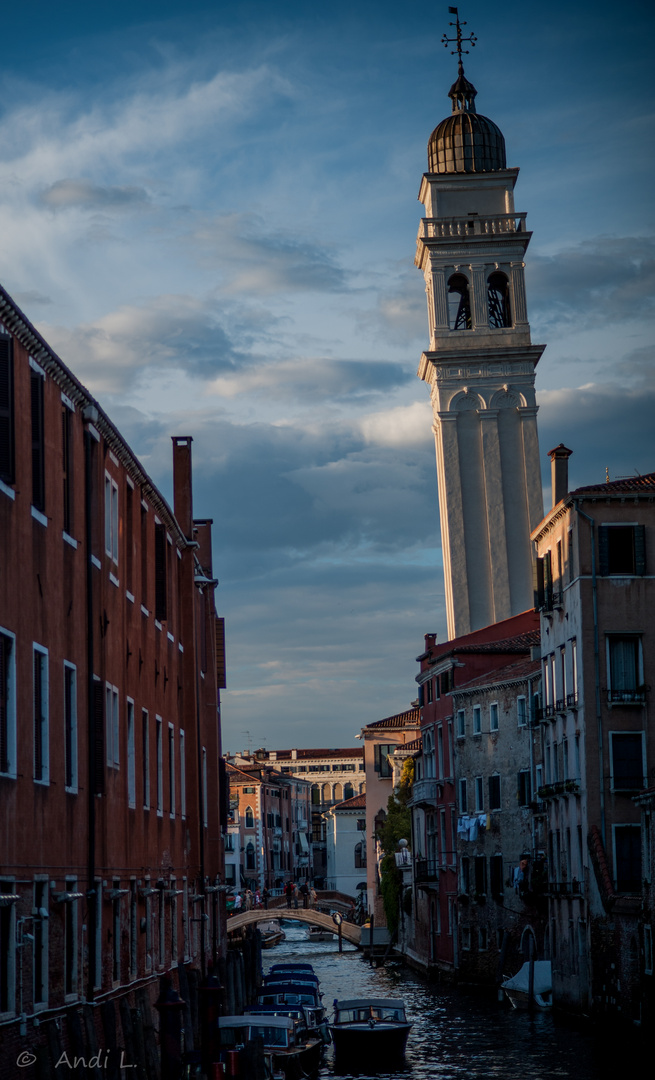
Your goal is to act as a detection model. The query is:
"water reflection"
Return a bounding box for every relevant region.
[264,920,619,1080]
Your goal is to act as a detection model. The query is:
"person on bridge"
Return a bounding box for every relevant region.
[262,887,270,910]
[285,881,294,908]
[310,886,317,908]
[300,882,309,908]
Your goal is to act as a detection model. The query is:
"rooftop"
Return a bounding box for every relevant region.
[332,793,366,811]
[365,708,421,731]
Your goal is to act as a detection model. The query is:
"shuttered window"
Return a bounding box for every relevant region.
[62,405,72,534]
[31,369,45,511]
[0,335,14,485]
[33,646,49,783]
[599,525,646,576]
[154,523,167,621]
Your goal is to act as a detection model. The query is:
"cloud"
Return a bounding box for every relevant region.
[528,235,655,331]
[13,290,53,307]
[190,213,348,295]
[39,178,150,211]
[207,357,410,401]
[40,294,245,393]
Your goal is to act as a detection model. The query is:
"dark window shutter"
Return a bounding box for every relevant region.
[0,635,8,773]
[543,551,553,610]
[61,406,72,535]
[533,557,545,609]
[634,525,646,576]
[215,616,226,689]
[598,526,609,576]
[0,335,14,484]
[33,652,43,780]
[219,756,229,833]
[30,370,45,511]
[374,744,380,773]
[93,679,105,795]
[418,684,424,708]
[154,523,167,621]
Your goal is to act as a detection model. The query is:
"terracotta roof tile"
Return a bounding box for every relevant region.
[332,794,366,811]
[366,708,421,730]
[572,472,655,497]
[454,655,541,693]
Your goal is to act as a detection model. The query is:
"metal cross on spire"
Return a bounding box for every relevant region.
[441,7,477,73]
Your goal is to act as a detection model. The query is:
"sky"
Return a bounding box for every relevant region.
[1,0,653,752]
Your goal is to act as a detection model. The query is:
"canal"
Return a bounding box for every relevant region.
[262,921,622,1080]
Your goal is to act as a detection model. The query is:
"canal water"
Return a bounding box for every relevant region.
[262,921,621,1080]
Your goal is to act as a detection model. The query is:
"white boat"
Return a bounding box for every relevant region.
[306,926,335,942]
[501,961,552,1009]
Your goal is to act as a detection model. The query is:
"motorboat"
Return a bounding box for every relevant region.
[330,998,412,1060]
[257,982,324,1012]
[258,920,286,949]
[263,971,321,991]
[247,1004,330,1046]
[305,925,335,942]
[217,1014,322,1078]
[501,961,552,1009]
[270,963,316,975]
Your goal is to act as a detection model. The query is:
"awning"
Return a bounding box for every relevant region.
[298,831,309,853]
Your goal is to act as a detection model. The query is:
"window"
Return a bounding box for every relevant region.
[354,842,366,868]
[490,854,504,899]
[613,825,641,892]
[475,776,484,813]
[129,882,137,980]
[448,719,454,778]
[104,473,119,562]
[518,769,531,807]
[154,522,167,621]
[31,367,45,512]
[457,709,465,738]
[140,503,148,606]
[105,684,119,768]
[374,744,396,778]
[610,733,645,791]
[437,726,444,779]
[156,717,163,815]
[474,856,487,896]
[473,705,481,735]
[459,778,468,813]
[571,640,578,700]
[490,703,499,732]
[356,818,366,831]
[126,700,135,808]
[245,805,255,829]
[344,782,354,799]
[607,637,642,702]
[425,679,433,705]
[599,524,645,576]
[0,629,16,777]
[447,273,472,330]
[33,646,49,784]
[61,404,73,535]
[460,857,470,894]
[168,723,175,817]
[245,842,255,870]
[112,881,121,982]
[478,927,489,950]
[142,710,150,809]
[487,271,511,328]
[64,663,77,792]
[180,730,186,819]
[0,878,16,1014]
[645,925,653,977]
[462,926,471,950]
[489,774,501,811]
[33,881,48,1006]
[517,696,527,727]
[125,484,134,594]
[0,334,15,485]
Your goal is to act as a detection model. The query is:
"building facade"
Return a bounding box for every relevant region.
[324,793,367,898]
[531,456,655,1020]
[415,23,544,638]
[0,286,226,1071]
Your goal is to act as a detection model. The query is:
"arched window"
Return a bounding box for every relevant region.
[487,271,512,328]
[334,783,343,802]
[322,782,332,803]
[344,782,354,800]
[245,805,254,829]
[245,841,255,870]
[354,842,367,869]
[311,784,321,806]
[447,274,472,330]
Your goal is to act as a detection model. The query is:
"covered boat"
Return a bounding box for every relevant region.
[217,1014,322,1078]
[330,998,412,1060]
[501,961,552,1009]
[306,926,335,942]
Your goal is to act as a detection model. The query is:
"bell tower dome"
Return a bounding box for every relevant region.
[416,9,545,638]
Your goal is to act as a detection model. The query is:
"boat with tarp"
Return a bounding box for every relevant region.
[330,998,412,1060]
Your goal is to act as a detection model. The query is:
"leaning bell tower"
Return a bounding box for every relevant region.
[416,9,545,639]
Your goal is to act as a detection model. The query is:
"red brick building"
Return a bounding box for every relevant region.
[0,284,226,1071]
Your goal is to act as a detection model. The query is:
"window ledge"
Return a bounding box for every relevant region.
[91,555,102,570]
[0,478,15,500]
[31,506,48,527]
[64,785,78,795]
[154,620,162,631]
[141,605,149,617]
[0,770,17,781]
[126,590,135,603]
[109,572,120,588]
[178,642,184,653]
[167,632,174,643]
[63,531,78,549]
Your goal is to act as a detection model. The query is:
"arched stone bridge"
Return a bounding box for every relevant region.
[227,908,361,946]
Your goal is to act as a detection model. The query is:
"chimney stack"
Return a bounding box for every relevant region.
[172,436,194,538]
[548,444,573,509]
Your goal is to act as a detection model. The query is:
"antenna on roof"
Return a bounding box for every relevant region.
[241,730,252,754]
[605,467,610,483]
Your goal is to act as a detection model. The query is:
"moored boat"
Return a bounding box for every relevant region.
[217,1014,322,1078]
[330,998,412,1060]
[501,960,552,1009]
[259,919,286,949]
[305,925,335,942]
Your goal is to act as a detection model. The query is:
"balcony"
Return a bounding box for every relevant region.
[607,688,647,705]
[415,859,439,884]
[409,778,438,808]
[536,704,555,722]
[537,780,580,800]
[566,692,579,709]
[420,213,528,240]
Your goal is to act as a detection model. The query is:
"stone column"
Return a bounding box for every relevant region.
[434,413,470,638]
[510,262,529,328]
[469,264,488,329]
[478,409,511,623]
[519,406,544,530]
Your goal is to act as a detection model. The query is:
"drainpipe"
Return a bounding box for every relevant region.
[574,500,605,848]
[83,425,97,998]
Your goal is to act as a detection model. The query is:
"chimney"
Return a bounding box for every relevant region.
[548,444,573,509]
[172,437,194,538]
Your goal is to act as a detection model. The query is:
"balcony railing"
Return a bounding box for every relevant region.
[566,692,579,709]
[420,213,528,239]
[415,859,439,884]
[536,704,555,722]
[537,780,580,800]
[607,689,647,704]
[409,778,438,807]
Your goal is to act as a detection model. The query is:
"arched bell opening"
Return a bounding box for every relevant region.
[487,271,512,328]
[447,273,472,330]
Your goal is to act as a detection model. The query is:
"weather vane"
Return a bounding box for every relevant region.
[442,7,477,71]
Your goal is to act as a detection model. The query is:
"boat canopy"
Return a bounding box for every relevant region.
[335,999,406,1011]
[501,961,552,996]
[271,963,315,972]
